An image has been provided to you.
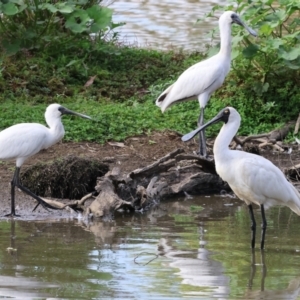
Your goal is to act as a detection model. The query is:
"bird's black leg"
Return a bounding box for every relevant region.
[6,167,59,215]
[198,107,207,157]
[260,204,267,250]
[248,204,256,249]
[5,168,21,217]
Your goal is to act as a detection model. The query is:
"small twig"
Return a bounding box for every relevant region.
[134,252,159,266]
[272,143,285,152]
[240,134,269,146]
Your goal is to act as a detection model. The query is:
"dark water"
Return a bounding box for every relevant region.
[1,195,300,299]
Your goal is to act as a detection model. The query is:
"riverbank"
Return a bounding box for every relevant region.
[0,131,298,220]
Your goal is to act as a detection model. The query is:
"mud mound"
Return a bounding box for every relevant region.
[21,155,109,199]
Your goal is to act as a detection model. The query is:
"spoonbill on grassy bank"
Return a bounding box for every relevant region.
[181,107,300,249]
[156,11,257,157]
[0,104,92,217]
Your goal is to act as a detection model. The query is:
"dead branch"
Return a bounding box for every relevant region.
[175,153,216,174]
[129,148,184,178]
[232,122,295,150]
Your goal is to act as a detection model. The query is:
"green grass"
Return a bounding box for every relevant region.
[0,41,299,144]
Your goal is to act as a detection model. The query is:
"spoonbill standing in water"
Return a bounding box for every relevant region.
[0,104,92,217]
[156,11,257,157]
[182,107,300,249]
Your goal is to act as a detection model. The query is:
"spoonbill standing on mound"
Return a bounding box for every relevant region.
[156,11,257,157]
[181,107,300,249]
[0,104,92,217]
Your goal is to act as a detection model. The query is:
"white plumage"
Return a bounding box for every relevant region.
[182,107,300,249]
[156,11,257,156]
[0,103,91,217]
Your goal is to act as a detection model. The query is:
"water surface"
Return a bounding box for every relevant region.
[109,0,227,51]
[1,195,300,299]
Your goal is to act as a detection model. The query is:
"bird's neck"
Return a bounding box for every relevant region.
[213,120,239,159]
[47,119,65,146]
[219,24,232,57]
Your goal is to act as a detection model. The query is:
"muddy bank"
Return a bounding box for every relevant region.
[0,131,299,220]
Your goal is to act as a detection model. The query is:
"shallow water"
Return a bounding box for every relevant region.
[1,195,300,299]
[109,0,227,51]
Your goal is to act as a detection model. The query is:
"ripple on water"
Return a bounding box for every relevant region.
[109,0,227,50]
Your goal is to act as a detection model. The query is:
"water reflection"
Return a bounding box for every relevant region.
[1,197,300,299]
[158,236,230,297]
[109,0,227,50]
[244,250,300,300]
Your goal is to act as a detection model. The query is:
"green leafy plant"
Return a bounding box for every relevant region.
[205,0,300,94]
[0,0,122,54]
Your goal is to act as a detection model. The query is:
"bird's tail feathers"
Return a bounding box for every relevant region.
[155,84,174,112]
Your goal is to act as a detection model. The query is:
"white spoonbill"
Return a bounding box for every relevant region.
[0,103,92,217]
[182,107,300,249]
[156,11,257,157]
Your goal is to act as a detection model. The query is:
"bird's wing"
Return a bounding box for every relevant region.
[0,123,48,161]
[231,154,299,210]
[156,57,227,106]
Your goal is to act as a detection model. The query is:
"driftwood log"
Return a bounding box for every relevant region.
[41,148,227,219]
[233,122,295,152]
[86,148,227,219]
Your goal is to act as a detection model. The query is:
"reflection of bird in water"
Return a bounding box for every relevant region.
[244,250,300,300]
[182,107,300,249]
[157,236,230,297]
[156,11,257,156]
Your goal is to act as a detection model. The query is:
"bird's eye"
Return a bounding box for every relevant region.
[224,109,229,114]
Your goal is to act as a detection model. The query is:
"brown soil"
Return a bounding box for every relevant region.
[0,131,299,220]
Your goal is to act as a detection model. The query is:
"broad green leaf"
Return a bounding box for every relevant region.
[40,3,57,13]
[9,0,24,5]
[1,40,21,56]
[284,32,300,40]
[274,9,287,21]
[269,38,284,49]
[242,44,259,58]
[231,35,244,49]
[56,3,74,14]
[260,23,273,36]
[2,3,18,15]
[280,47,300,60]
[18,4,27,13]
[87,6,112,30]
[90,23,104,33]
[252,82,267,96]
[76,0,89,4]
[65,10,90,33]
[285,62,300,69]
[261,38,285,52]
[231,49,239,60]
